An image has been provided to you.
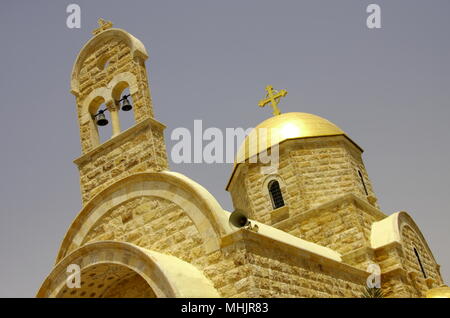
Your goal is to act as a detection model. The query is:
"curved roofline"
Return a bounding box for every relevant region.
[55,171,231,262]
[371,211,438,263]
[38,241,219,298]
[70,28,148,95]
[226,112,363,190]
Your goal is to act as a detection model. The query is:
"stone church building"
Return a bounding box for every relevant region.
[37,21,448,298]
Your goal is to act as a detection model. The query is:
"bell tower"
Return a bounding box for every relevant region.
[71,19,168,204]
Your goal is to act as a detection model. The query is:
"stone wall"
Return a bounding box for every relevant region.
[241,149,300,224]
[277,197,384,271]
[226,136,388,294]
[217,231,367,298]
[79,195,255,297]
[228,137,379,227]
[76,37,154,153]
[80,195,369,298]
[75,120,168,203]
[80,195,247,297]
[59,187,444,298]
[71,31,168,205]
[401,225,443,292]
[289,138,374,210]
[371,222,445,298]
[83,196,208,267]
[369,218,445,298]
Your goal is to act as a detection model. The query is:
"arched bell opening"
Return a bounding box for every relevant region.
[58,263,156,298]
[112,81,136,132]
[88,96,112,145]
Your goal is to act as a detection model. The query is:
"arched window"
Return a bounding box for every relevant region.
[268,180,285,209]
[116,87,135,131]
[95,104,113,144]
[89,97,112,145]
[414,247,427,278]
[112,83,136,132]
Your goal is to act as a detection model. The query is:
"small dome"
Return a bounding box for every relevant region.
[235,112,350,164]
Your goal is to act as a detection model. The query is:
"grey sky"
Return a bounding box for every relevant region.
[0,0,449,297]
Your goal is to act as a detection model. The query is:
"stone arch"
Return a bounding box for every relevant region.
[87,95,107,115]
[56,171,232,262]
[262,174,286,191]
[71,28,148,95]
[80,72,139,120]
[37,241,219,298]
[396,212,438,265]
[371,211,437,263]
[370,211,442,286]
[109,71,139,100]
[79,93,110,147]
[78,72,143,148]
[400,222,442,285]
[109,72,139,128]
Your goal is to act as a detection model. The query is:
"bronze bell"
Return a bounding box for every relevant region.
[95,110,109,126]
[121,96,132,111]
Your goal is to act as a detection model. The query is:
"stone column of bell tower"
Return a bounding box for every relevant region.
[71,20,168,204]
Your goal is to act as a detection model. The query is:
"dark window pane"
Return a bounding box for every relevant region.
[269,180,285,209]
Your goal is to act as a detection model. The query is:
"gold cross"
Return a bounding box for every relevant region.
[92,18,113,36]
[258,85,288,116]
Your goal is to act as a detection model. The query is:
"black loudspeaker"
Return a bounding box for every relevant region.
[229,209,249,228]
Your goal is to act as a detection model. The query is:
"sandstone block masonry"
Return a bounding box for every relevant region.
[75,119,168,203]
[70,29,168,204]
[228,136,378,225]
[75,37,154,153]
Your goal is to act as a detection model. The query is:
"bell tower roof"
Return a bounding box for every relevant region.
[70,23,148,96]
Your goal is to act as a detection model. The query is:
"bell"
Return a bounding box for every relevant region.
[121,97,132,111]
[95,110,109,126]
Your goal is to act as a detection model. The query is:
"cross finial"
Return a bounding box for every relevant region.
[92,18,113,36]
[258,85,288,116]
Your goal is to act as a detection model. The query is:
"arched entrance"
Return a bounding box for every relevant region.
[58,263,156,298]
[37,241,219,298]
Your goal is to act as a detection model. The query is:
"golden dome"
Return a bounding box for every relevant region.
[235,112,351,164]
